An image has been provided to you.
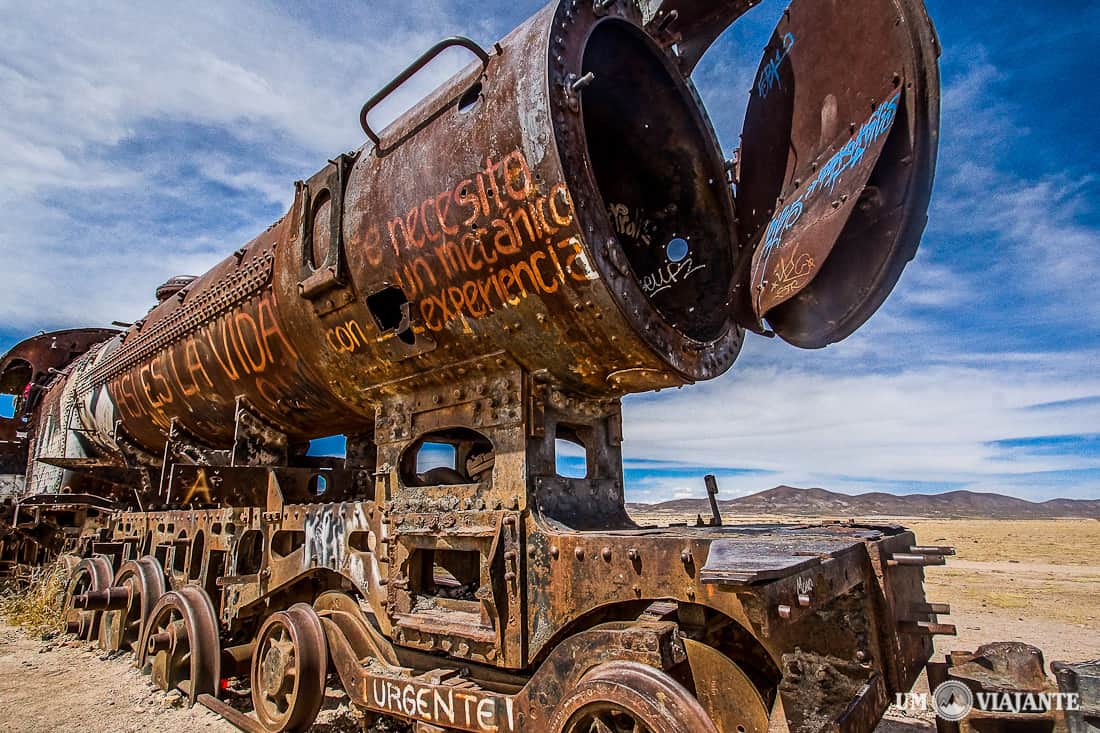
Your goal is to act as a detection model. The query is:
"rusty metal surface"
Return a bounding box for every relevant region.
[198,694,269,733]
[547,660,719,733]
[734,0,941,347]
[951,643,1050,693]
[699,531,874,584]
[98,556,167,654]
[0,328,118,484]
[0,419,25,478]
[251,603,327,732]
[1055,660,1100,733]
[683,637,772,733]
[0,329,118,400]
[933,643,1064,733]
[62,555,113,640]
[0,1,956,732]
[640,0,761,72]
[138,585,222,706]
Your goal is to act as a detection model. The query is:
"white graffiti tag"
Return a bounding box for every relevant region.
[304,506,345,569]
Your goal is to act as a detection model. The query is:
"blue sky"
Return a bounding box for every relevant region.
[1,1,1097,502]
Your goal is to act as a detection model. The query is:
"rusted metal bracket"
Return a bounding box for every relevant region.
[159,419,229,499]
[928,643,1063,733]
[296,152,358,316]
[111,420,161,468]
[1054,660,1100,733]
[231,397,287,467]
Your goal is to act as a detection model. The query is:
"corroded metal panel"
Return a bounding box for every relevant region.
[734,0,941,347]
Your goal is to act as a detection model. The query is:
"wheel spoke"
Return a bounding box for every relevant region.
[251,605,327,732]
[593,715,616,733]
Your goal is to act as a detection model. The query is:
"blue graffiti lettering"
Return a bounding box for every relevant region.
[759,198,804,267]
[757,32,796,99]
[806,91,900,197]
[752,90,902,280]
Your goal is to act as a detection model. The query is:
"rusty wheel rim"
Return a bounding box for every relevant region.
[100,557,166,654]
[550,661,719,733]
[251,603,328,733]
[137,586,221,705]
[62,556,112,641]
[146,606,190,693]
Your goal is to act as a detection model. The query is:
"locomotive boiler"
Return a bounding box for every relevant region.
[0,1,953,731]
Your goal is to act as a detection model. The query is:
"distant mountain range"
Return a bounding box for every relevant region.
[627,485,1100,519]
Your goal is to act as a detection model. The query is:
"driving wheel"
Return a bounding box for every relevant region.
[62,556,113,641]
[251,603,328,732]
[99,556,166,654]
[138,585,221,705]
[550,661,719,733]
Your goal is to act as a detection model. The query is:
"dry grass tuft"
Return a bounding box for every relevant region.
[984,592,1029,609]
[0,559,71,636]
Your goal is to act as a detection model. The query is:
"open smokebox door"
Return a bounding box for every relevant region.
[676,0,941,348]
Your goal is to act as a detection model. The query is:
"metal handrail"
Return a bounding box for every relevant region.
[359,36,492,147]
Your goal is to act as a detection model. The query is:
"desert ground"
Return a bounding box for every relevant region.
[0,517,1096,732]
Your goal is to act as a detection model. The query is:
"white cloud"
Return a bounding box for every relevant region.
[622,358,1100,502]
[193,154,295,209]
[891,258,969,308]
[0,0,484,331]
[926,51,1100,322]
[0,2,463,171]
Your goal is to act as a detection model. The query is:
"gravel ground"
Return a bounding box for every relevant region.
[3,604,1091,733]
[0,624,391,732]
[0,621,935,732]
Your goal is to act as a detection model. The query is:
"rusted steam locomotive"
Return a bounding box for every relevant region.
[0,0,953,730]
